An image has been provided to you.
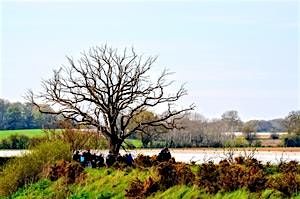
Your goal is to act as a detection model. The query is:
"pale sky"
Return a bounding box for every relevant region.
[0,0,299,121]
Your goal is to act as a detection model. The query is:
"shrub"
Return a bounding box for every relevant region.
[268,172,300,196]
[134,154,158,168]
[270,133,280,139]
[283,135,300,147]
[174,163,195,186]
[44,120,108,151]
[244,165,267,192]
[43,160,85,184]
[225,137,249,147]
[197,161,220,193]
[252,140,262,147]
[125,178,144,198]
[279,161,299,174]
[0,140,71,196]
[197,158,267,193]
[156,161,178,189]
[0,134,31,149]
[127,161,194,198]
[125,177,159,198]
[218,160,245,192]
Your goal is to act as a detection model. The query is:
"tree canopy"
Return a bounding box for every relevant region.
[28,45,194,155]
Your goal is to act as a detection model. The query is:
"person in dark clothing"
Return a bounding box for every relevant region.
[85,149,92,167]
[157,147,172,162]
[106,152,117,167]
[91,153,97,168]
[124,153,134,166]
[82,150,92,167]
[72,150,80,162]
[79,152,85,166]
[96,154,105,168]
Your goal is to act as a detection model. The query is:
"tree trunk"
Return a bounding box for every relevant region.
[108,137,122,156]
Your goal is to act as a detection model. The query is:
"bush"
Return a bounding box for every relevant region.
[156,161,195,188]
[127,161,195,198]
[270,133,280,139]
[279,161,299,174]
[156,161,179,189]
[283,135,300,147]
[252,140,262,147]
[197,158,268,194]
[197,161,220,193]
[268,172,300,196]
[134,154,155,168]
[0,140,71,196]
[244,165,267,192]
[174,163,195,186]
[43,160,85,184]
[125,177,159,198]
[225,137,249,147]
[0,134,31,149]
[218,160,245,192]
[44,121,108,151]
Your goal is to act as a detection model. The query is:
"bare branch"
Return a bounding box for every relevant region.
[27,45,194,155]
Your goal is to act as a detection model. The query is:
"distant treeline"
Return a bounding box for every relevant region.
[0,98,287,132]
[0,99,58,130]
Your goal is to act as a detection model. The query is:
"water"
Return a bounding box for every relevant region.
[96,148,300,164]
[1,148,299,164]
[0,150,28,157]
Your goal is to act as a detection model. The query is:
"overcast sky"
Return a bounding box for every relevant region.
[0,0,299,121]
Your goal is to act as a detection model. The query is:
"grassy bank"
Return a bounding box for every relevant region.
[1,139,300,198]
[9,167,300,199]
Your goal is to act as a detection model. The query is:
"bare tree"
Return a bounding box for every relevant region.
[221,110,242,136]
[242,121,257,146]
[284,111,300,135]
[27,45,194,156]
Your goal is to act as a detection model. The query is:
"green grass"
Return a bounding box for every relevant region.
[125,139,143,148]
[11,167,155,199]
[0,130,143,149]
[9,167,300,199]
[0,129,45,140]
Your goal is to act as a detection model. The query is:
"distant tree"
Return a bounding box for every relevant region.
[28,45,194,157]
[243,119,285,133]
[5,103,24,130]
[242,121,257,145]
[0,99,58,130]
[0,99,9,129]
[128,110,167,147]
[284,111,300,135]
[269,119,286,132]
[221,110,242,134]
[23,103,36,129]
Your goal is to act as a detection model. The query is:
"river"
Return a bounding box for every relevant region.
[1,148,300,164]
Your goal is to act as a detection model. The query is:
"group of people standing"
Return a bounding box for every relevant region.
[72,149,105,168]
[72,147,171,168]
[72,149,134,168]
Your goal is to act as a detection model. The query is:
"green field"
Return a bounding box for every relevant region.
[0,129,45,140]
[0,129,143,148]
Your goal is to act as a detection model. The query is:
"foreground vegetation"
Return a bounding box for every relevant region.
[0,139,299,198]
[10,167,300,199]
